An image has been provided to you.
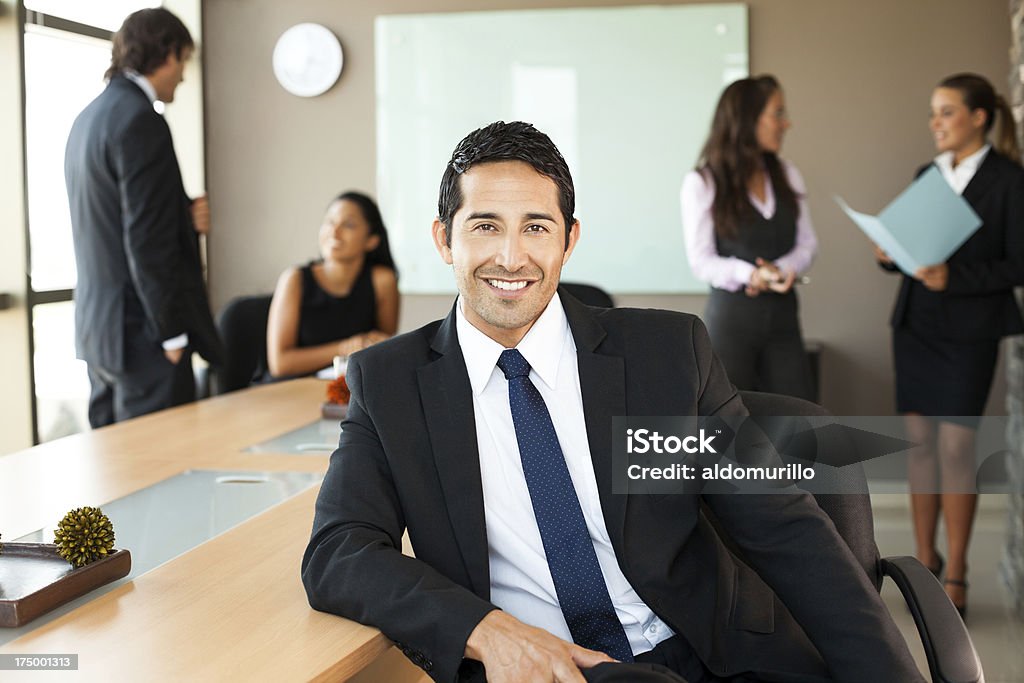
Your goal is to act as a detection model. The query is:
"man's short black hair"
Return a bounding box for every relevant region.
[105,8,193,80]
[437,121,576,249]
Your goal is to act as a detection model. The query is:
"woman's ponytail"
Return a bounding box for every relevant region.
[993,94,1020,161]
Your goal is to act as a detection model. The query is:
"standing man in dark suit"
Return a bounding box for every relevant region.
[65,8,222,428]
[302,122,923,682]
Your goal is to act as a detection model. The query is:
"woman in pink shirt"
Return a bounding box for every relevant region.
[681,75,817,400]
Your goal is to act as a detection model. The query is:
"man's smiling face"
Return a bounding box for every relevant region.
[432,159,579,348]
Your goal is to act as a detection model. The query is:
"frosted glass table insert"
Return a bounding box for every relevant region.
[2,469,321,644]
[245,419,341,455]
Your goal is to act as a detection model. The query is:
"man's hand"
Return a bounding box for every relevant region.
[164,347,185,365]
[914,263,949,291]
[190,195,210,235]
[464,611,614,683]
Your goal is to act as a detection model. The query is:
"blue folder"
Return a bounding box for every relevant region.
[836,165,982,275]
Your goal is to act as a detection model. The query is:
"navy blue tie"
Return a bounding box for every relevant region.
[496,349,634,662]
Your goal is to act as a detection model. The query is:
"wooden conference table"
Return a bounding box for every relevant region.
[0,379,426,682]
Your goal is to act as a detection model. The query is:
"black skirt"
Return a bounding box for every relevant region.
[893,325,998,424]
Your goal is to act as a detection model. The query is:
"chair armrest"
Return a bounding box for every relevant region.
[880,556,984,683]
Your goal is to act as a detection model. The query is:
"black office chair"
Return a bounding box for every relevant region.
[210,294,273,395]
[733,391,983,683]
[560,282,614,308]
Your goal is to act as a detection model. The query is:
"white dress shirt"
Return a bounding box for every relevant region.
[123,69,157,104]
[124,69,188,352]
[680,159,818,291]
[455,295,673,656]
[935,143,990,195]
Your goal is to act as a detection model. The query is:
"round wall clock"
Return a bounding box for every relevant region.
[272,23,344,97]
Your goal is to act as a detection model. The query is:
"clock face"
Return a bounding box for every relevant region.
[272,23,344,97]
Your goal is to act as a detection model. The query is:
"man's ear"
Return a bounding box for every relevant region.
[432,219,453,265]
[562,220,581,265]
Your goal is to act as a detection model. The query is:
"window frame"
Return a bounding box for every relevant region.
[21,8,113,444]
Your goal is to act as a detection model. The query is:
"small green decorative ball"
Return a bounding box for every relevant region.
[53,506,115,568]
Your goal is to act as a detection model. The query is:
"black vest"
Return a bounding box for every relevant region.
[714,198,797,265]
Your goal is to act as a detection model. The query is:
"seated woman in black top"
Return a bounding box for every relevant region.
[266,191,399,379]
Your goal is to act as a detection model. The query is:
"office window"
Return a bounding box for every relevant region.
[23,26,109,292]
[21,4,154,442]
[32,301,90,442]
[24,1,158,32]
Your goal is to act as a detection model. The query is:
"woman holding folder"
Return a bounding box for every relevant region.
[876,73,1024,618]
[681,75,817,399]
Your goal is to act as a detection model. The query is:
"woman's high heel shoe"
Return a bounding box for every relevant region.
[944,578,968,622]
[927,552,945,580]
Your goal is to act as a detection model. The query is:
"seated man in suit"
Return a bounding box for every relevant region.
[302,121,923,683]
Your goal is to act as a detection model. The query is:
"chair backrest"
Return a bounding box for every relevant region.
[212,294,273,395]
[560,282,615,308]
[737,390,882,590]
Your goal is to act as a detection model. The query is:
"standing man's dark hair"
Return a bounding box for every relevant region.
[105,8,193,80]
[437,121,576,249]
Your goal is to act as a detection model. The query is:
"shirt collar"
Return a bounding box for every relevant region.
[935,143,990,174]
[455,292,569,396]
[123,70,157,104]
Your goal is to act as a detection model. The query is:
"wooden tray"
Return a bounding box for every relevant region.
[0,543,131,627]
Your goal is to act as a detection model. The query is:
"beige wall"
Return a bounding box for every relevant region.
[204,0,1012,415]
[0,0,34,453]
[164,0,206,197]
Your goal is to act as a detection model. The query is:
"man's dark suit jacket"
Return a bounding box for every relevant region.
[302,291,922,683]
[65,75,222,373]
[887,149,1024,341]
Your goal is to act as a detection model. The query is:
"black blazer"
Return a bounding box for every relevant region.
[64,76,222,372]
[302,291,921,683]
[886,149,1024,342]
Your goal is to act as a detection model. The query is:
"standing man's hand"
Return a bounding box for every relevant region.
[464,610,615,683]
[164,347,185,365]
[190,194,210,235]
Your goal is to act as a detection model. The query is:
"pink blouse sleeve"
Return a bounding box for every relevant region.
[680,170,755,291]
[772,160,818,276]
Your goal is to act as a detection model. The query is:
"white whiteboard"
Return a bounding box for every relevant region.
[375,4,748,294]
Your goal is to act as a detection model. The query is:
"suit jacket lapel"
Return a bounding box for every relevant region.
[417,306,491,598]
[961,148,1000,207]
[561,290,629,547]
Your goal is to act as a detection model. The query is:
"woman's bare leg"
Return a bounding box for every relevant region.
[905,413,942,571]
[937,421,978,610]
